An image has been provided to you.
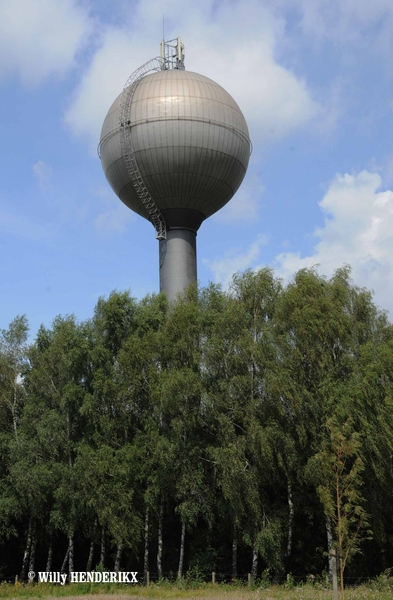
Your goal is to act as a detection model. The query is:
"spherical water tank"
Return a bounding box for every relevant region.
[99,69,251,232]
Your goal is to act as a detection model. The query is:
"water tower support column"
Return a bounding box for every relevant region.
[159,229,197,302]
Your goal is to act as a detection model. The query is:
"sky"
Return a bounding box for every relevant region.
[2,0,393,338]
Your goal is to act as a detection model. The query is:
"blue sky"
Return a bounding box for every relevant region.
[2,0,393,339]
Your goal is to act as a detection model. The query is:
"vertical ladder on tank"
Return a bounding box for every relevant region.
[119,57,167,240]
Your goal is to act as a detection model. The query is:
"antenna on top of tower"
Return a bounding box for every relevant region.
[159,36,185,70]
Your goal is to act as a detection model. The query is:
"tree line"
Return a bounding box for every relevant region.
[1,267,393,585]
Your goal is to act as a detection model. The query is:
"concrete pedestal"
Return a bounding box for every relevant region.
[159,229,197,302]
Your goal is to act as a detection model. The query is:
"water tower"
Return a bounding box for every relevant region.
[99,38,251,301]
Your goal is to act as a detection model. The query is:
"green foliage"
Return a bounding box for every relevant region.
[255,518,284,572]
[1,268,393,583]
[308,414,371,592]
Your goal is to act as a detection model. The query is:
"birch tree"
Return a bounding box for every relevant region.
[309,415,370,599]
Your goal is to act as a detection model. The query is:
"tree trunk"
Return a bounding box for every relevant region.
[86,538,94,572]
[339,551,345,600]
[251,544,258,579]
[46,540,53,572]
[232,523,238,581]
[178,521,186,578]
[326,515,334,583]
[28,529,37,574]
[100,525,105,566]
[332,547,339,600]
[157,498,163,579]
[286,481,294,572]
[12,374,19,442]
[20,518,32,581]
[114,542,123,572]
[144,508,149,582]
[61,547,69,574]
[68,535,74,577]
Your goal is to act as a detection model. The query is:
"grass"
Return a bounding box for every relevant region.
[1,577,393,600]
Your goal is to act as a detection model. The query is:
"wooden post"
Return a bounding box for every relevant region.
[212,572,216,584]
[248,573,251,586]
[332,548,338,600]
[14,575,18,585]
[287,574,290,582]
[146,571,150,587]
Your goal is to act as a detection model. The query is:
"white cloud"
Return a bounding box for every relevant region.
[94,205,134,234]
[0,0,91,86]
[64,27,139,151]
[292,0,393,54]
[214,188,260,224]
[93,187,134,233]
[0,203,53,242]
[204,234,268,289]
[33,160,52,189]
[274,170,393,313]
[213,171,264,224]
[64,0,320,151]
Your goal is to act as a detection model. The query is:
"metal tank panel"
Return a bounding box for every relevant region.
[99,69,251,229]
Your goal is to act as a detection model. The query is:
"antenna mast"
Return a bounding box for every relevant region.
[159,36,185,70]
